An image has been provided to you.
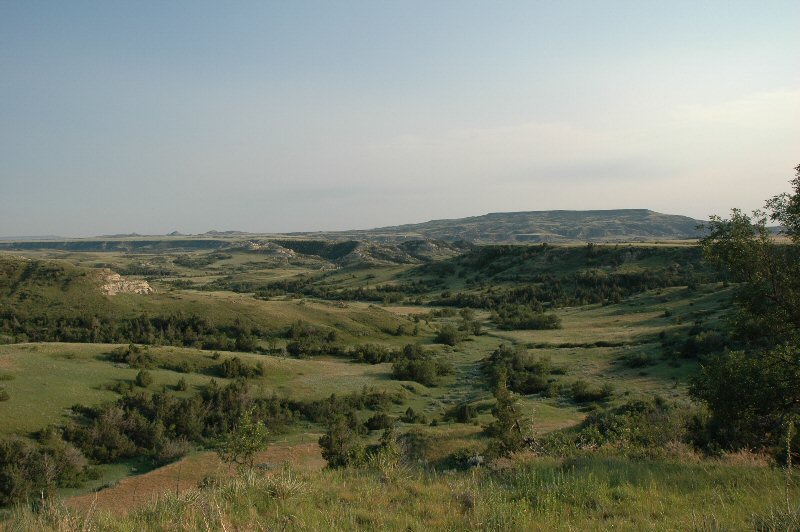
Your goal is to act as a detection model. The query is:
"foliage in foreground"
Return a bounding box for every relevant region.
[692,164,800,455]
[4,455,799,531]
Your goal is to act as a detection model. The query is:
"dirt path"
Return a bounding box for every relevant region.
[65,441,325,516]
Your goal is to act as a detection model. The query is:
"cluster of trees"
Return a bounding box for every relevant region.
[490,303,561,330]
[0,428,91,506]
[0,377,406,504]
[689,165,800,456]
[117,263,176,277]
[107,345,264,380]
[347,343,395,364]
[173,252,232,269]
[433,265,707,310]
[482,345,612,404]
[297,387,403,425]
[391,344,453,386]
[538,397,688,458]
[0,310,263,352]
[61,380,287,465]
[217,356,265,379]
[483,345,556,396]
[284,320,339,357]
[253,276,441,303]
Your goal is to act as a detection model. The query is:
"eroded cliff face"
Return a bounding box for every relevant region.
[96,269,154,295]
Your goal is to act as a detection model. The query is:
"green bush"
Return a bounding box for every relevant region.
[364,413,395,431]
[491,304,561,330]
[319,414,366,468]
[445,402,477,423]
[391,344,450,386]
[401,407,427,424]
[570,380,613,403]
[217,357,265,379]
[483,344,556,395]
[435,324,462,346]
[135,369,153,387]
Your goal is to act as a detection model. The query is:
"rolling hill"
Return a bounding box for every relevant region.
[328,209,705,243]
[0,209,705,249]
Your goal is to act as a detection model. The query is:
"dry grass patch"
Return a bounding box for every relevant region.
[65,441,325,515]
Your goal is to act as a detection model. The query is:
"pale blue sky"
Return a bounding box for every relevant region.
[1,1,799,236]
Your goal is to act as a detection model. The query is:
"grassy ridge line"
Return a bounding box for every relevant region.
[0,209,704,247]
[295,209,705,243]
[0,255,421,346]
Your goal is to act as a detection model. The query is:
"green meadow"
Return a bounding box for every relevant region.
[0,240,797,529]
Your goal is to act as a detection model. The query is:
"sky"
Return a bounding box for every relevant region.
[1,1,799,237]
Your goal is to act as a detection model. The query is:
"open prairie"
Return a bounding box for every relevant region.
[0,236,797,529]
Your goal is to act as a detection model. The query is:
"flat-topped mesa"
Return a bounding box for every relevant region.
[96,269,154,296]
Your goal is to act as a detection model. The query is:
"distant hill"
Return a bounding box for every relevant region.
[0,210,706,251]
[0,235,62,241]
[300,209,705,243]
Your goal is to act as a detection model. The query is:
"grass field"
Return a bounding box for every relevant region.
[8,453,799,530]
[2,242,796,528]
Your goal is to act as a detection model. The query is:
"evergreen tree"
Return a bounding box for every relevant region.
[484,369,528,457]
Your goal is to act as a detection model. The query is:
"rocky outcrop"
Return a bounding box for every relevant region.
[243,241,297,258]
[96,269,154,295]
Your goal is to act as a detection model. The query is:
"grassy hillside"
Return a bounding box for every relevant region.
[1,240,795,528]
[308,208,705,243]
[0,208,705,248]
[8,455,798,530]
[0,255,419,347]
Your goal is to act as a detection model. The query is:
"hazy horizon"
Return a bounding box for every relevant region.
[0,207,705,240]
[2,1,799,237]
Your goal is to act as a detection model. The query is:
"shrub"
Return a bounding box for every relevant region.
[0,434,89,504]
[349,343,394,364]
[435,324,462,346]
[110,344,154,368]
[570,380,613,403]
[491,304,562,330]
[156,437,191,465]
[319,414,365,468]
[538,398,691,457]
[135,369,153,388]
[445,403,477,423]
[365,413,395,431]
[217,357,265,379]
[401,407,427,424]
[483,344,555,395]
[622,352,654,368]
[484,370,528,457]
[391,344,449,386]
[217,408,269,474]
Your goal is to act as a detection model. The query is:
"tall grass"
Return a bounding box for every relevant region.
[4,455,798,531]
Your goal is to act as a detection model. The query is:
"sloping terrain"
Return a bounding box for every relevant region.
[353,209,704,243]
[0,209,705,249]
